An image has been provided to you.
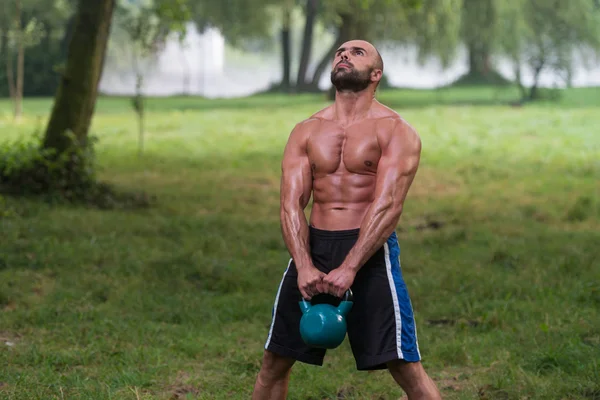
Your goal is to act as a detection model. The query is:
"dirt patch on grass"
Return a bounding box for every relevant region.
[395,367,476,399]
[477,384,510,399]
[334,386,357,399]
[163,371,202,400]
[436,367,477,397]
[169,385,200,399]
[438,375,471,393]
[0,331,21,347]
[1,301,17,312]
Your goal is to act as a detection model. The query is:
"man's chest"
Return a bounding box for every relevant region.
[306,124,381,175]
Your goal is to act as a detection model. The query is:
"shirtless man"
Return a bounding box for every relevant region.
[252,40,442,400]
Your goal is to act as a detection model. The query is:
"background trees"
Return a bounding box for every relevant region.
[1,0,599,196]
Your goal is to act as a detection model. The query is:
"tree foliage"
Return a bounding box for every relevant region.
[498,0,600,99]
[309,0,462,93]
[190,0,280,44]
[398,0,463,68]
[113,0,191,155]
[0,0,74,97]
[315,0,461,62]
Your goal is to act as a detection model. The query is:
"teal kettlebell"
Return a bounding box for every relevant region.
[298,289,354,349]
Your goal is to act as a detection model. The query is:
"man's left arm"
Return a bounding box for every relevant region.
[323,119,421,297]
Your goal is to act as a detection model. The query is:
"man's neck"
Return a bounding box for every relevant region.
[333,89,375,125]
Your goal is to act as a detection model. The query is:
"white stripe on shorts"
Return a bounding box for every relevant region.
[383,242,404,360]
[264,258,293,349]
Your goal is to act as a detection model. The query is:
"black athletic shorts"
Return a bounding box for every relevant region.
[264,226,422,371]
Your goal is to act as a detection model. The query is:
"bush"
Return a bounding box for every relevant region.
[0,131,97,198]
[529,87,563,102]
[0,194,13,218]
[0,132,153,209]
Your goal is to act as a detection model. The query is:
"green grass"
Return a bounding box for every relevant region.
[1,86,599,399]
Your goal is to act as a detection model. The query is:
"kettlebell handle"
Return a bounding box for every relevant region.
[301,288,354,303]
[341,288,353,303]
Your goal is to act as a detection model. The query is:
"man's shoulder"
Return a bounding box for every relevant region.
[371,102,412,127]
[372,104,420,149]
[370,103,408,132]
[307,105,334,122]
[291,106,333,132]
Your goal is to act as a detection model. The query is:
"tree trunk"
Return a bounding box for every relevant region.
[296,0,318,90]
[467,43,491,77]
[181,47,190,95]
[60,14,77,58]
[529,84,538,101]
[4,1,16,106]
[42,0,116,153]
[15,0,23,120]
[134,72,144,156]
[131,50,145,156]
[308,26,348,89]
[6,40,15,102]
[459,0,504,85]
[514,61,527,100]
[528,62,544,101]
[280,7,292,91]
[311,15,356,88]
[0,22,5,58]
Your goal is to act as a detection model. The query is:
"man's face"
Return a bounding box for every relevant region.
[330,41,376,92]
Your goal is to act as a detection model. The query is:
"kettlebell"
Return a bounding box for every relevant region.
[298,289,354,349]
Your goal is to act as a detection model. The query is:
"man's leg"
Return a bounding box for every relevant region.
[252,350,296,400]
[256,256,327,399]
[387,360,442,400]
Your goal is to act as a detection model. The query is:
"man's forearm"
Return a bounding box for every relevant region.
[280,206,313,270]
[341,198,402,273]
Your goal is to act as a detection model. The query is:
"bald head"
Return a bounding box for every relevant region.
[331,39,385,93]
[374,48,384,72]
[336,40,384,73]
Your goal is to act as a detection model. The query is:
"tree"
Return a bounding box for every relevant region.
[295,0,318,90]
[498,0,600,101]
[454,0,509,85]
[308,0,462,95]
[42,0,116,153]
[0,0,197,201]
[2,0,48,120]
[190,0,278,43]
[114,0,191,155]
[279,0,294,91]
[4,0,24,120]
[0,0,74,98]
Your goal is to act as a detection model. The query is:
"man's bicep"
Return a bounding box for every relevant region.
[280,124,313,208]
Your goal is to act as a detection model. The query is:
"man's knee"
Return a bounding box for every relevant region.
[258,350,295,382]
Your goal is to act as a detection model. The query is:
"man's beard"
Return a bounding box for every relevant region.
[330,65,372,93]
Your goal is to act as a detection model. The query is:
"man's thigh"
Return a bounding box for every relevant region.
[346,238,421,370]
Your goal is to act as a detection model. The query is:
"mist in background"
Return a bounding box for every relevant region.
[99,23,600,98]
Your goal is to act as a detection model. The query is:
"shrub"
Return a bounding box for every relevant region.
[0,131,153,209]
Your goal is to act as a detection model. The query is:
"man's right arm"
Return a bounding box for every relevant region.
[279,121,323,299]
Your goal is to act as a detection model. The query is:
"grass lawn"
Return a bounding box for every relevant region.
[0,87,599,399]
